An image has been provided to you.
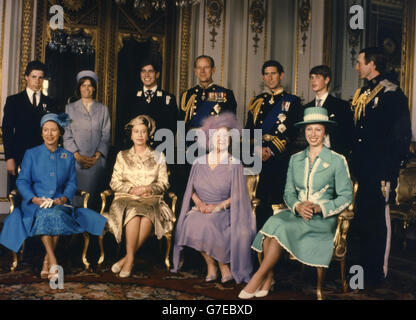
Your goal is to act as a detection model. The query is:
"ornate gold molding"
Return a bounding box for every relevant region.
[206,0,223,50]
[401,0,415,116]
[298,0,311,54]
[20,0,35,91]
[179,5,191,95]
[323,0,332,67]
[249,0,265,55]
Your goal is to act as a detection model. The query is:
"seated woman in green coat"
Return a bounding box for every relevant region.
[239,107,353,299]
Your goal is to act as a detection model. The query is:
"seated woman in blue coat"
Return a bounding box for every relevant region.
[0,113,106,279]
[239,107,353,299]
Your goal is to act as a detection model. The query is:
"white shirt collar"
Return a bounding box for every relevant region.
[26,87,41,105]
[143,85,157,93]
[315,92,329,106]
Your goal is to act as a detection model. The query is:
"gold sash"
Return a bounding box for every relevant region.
[351,83,383,124]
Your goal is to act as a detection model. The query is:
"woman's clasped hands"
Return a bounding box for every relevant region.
[295,201,322,221]
[129,185,152,197]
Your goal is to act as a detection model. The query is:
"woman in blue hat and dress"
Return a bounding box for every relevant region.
[0,113,107,279]
[239,107,353,299]
[63,70,111,209]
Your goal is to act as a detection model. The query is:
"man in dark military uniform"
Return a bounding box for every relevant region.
[178,55,237,134]
[126,60,178,150]
[303,65,354,159]
[351,47,412,287]
[245,60,303,229]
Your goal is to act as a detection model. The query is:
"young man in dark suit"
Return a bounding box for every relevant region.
[303,65,354,158]
[2,60,58,191]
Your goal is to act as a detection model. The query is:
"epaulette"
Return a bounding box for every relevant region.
[380,79,398,93]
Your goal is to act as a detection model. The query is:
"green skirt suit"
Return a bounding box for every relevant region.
[251,146,353,267]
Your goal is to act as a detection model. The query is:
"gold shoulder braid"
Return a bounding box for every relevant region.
[248,97,264,125]
[351,83,384,124]
[181,92,197,123]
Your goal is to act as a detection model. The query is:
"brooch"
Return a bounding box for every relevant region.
[323,162,329,168]
[278,124,287,133]
[61,153,67,159]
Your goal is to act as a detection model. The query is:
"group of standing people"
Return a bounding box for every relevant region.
[0,46,412,297]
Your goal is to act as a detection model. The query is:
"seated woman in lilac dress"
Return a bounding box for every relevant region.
[172,113,256,284]
[0,113,107,279]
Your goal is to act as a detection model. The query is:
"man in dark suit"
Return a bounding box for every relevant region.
[303,65,354,158]
[2,60,58,191]
[245,60,303,229]
[126,60,178,150]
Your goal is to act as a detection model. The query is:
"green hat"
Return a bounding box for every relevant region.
[294,107,337,127]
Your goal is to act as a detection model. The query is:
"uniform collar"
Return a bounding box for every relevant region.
[367,74,384,89]
[265,87,284,96]
[299,145,332,163]
[143,85,158,93]
[197,82,215,90]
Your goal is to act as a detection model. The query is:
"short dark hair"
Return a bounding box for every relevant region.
[75,77,97,99]
[309,65,331,86]
[25,60,47,76]
[262,60,284,75]
[139,59,160,73]
[359,47,387,74]
[194,55,215,68]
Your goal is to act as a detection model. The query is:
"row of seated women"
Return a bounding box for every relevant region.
[0,105,352,299]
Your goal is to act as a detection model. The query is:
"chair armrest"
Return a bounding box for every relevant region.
[75,190,90,209]
[100,189,114,214]
[250,198,260,217]
[168,192,178,223]
[8,189,19,214]
[333,209,354,260]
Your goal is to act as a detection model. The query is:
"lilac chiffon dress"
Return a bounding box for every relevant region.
[172,156,256,284]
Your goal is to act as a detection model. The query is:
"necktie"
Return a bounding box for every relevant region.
[33,92,37,108]
[316,98,322,107]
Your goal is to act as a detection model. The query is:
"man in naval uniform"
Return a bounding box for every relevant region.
[127,60,178,150]
[178,55,237,135]
[351,47,411,288]
[245,60,303,229]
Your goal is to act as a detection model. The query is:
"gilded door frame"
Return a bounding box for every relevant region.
[30,0,175,144]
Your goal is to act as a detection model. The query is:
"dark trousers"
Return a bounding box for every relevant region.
[352,179,389,285]
[255,156,288,231]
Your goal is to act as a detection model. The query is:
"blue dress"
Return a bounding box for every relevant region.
[0,144,107,253]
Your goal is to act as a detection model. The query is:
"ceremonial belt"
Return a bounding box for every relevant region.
[352,83,384,124]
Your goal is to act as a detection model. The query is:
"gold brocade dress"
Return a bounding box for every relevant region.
[103,147,174,243]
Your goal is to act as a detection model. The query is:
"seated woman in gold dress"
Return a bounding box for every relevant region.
[103,115,174,278]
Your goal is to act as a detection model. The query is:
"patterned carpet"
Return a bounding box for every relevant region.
[0,229,415,300]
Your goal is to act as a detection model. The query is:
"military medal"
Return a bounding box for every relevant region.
[146,96,151,103]
[213,104,221,114]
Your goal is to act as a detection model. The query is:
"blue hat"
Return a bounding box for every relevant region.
[294,107,337,127]
[76,70,98,83]
[40,113,71,128]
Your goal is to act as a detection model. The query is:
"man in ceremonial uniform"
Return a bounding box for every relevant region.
[351,47,411,287]
[178,55,237,134]
[2,60,58,191]
[127,60,178,150]
[303,65,354,158]
[245,60,303,229]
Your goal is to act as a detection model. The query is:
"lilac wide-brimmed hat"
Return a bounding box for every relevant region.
[199,112,240,149]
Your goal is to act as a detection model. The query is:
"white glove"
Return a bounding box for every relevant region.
[39,198,54,209]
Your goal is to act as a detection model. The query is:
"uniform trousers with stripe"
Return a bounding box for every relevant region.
[353,179,391,285]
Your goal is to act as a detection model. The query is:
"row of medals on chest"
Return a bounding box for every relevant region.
[192,88,227,116]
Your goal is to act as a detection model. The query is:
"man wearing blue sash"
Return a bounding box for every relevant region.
[245,60,303,229]
[179,55,237,133]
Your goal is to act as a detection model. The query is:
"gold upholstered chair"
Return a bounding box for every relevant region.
[389,164,416,248]
[97,188,178,271]
[7,189,93,272]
